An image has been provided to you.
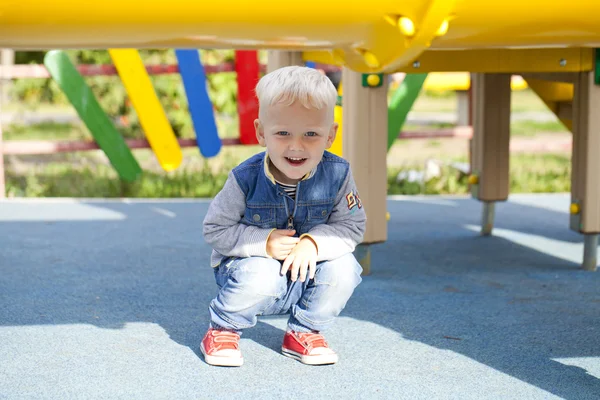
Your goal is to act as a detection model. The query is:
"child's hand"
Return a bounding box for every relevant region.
[266,229,299,260]
[281,237,317,282]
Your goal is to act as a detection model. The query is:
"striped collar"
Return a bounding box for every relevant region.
[263,152,316,185]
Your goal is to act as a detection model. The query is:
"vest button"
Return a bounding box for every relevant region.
[321,210,327,216]
[253,214,261,222]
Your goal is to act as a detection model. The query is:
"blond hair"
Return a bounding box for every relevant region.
[255,65,337,120]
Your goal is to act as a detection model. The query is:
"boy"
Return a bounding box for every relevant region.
[201,65,366,367]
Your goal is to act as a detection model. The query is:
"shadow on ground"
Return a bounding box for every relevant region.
[0,195,598,399]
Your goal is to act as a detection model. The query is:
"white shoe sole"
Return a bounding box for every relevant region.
[200,344,243,367]
[281,347,338,365]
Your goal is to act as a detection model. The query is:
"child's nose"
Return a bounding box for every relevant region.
[289,136,304,151]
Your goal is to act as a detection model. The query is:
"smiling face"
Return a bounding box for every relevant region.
[254,101,337,185]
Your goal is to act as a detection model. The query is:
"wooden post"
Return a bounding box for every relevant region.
[266,51,303,73]
[0,49,11,197]
[0,49,15,106]
[570,71,600,271]
[456,90,470,126]
[342,67,388,275]
[0,120,5,198]
[469,73,512,235]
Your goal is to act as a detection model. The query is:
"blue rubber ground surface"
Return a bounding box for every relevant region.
[1,194,599,399]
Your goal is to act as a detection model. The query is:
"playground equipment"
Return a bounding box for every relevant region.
[175,49,221,158]
[41,49,258,181]
[1,0,600,272]
[43,51,142,182]
[1,53,435,176]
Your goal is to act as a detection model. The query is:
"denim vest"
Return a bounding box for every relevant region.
[231,151,350,235]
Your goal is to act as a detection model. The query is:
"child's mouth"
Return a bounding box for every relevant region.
[285,157,307,166]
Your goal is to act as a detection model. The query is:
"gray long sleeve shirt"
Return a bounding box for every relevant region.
[203,152,366,267]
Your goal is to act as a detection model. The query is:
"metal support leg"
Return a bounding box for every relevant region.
[481,201,495,236]
[582,234,598,271]
[354,244,371,276]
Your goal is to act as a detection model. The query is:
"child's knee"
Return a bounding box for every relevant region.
[233,257,287,298]
[315,253,362,293]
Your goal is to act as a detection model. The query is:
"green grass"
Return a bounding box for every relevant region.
[2,118,565,146]
[510,89,553,113]
[509,153,571,193]
[403,119,567,137]
[2,103,75,114]
[2,89,571,198]
[411,88,552,114]
[6,163,230,198]
[403,122,456,131]
[387,153,571,196]
[4,122,91,141]
[510,120,568,136]
[5,151,571,198]
[411,91,457,112]
[426,140,442,148]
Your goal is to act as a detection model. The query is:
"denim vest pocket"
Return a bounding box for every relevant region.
[308,204,333,223]
[243,206,276,228]
[300,202,334,233]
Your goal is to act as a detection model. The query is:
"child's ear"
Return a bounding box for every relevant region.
[254,119,266,146]
[326,122,338,148]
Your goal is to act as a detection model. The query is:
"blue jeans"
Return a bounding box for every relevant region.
[208,253,363,334]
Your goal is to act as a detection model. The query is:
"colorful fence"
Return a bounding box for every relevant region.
[1,52,493,194]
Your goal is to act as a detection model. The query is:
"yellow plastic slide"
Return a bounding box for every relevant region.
[2,1,600,73]
[108,49,183,171]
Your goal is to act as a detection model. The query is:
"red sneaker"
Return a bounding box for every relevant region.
[281,331,338,365]
[200,328,243,367]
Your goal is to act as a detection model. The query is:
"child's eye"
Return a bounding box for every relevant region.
[276,131,289,136]
[305,131,318,137]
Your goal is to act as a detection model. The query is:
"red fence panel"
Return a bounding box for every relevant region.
[234,51,260,145]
